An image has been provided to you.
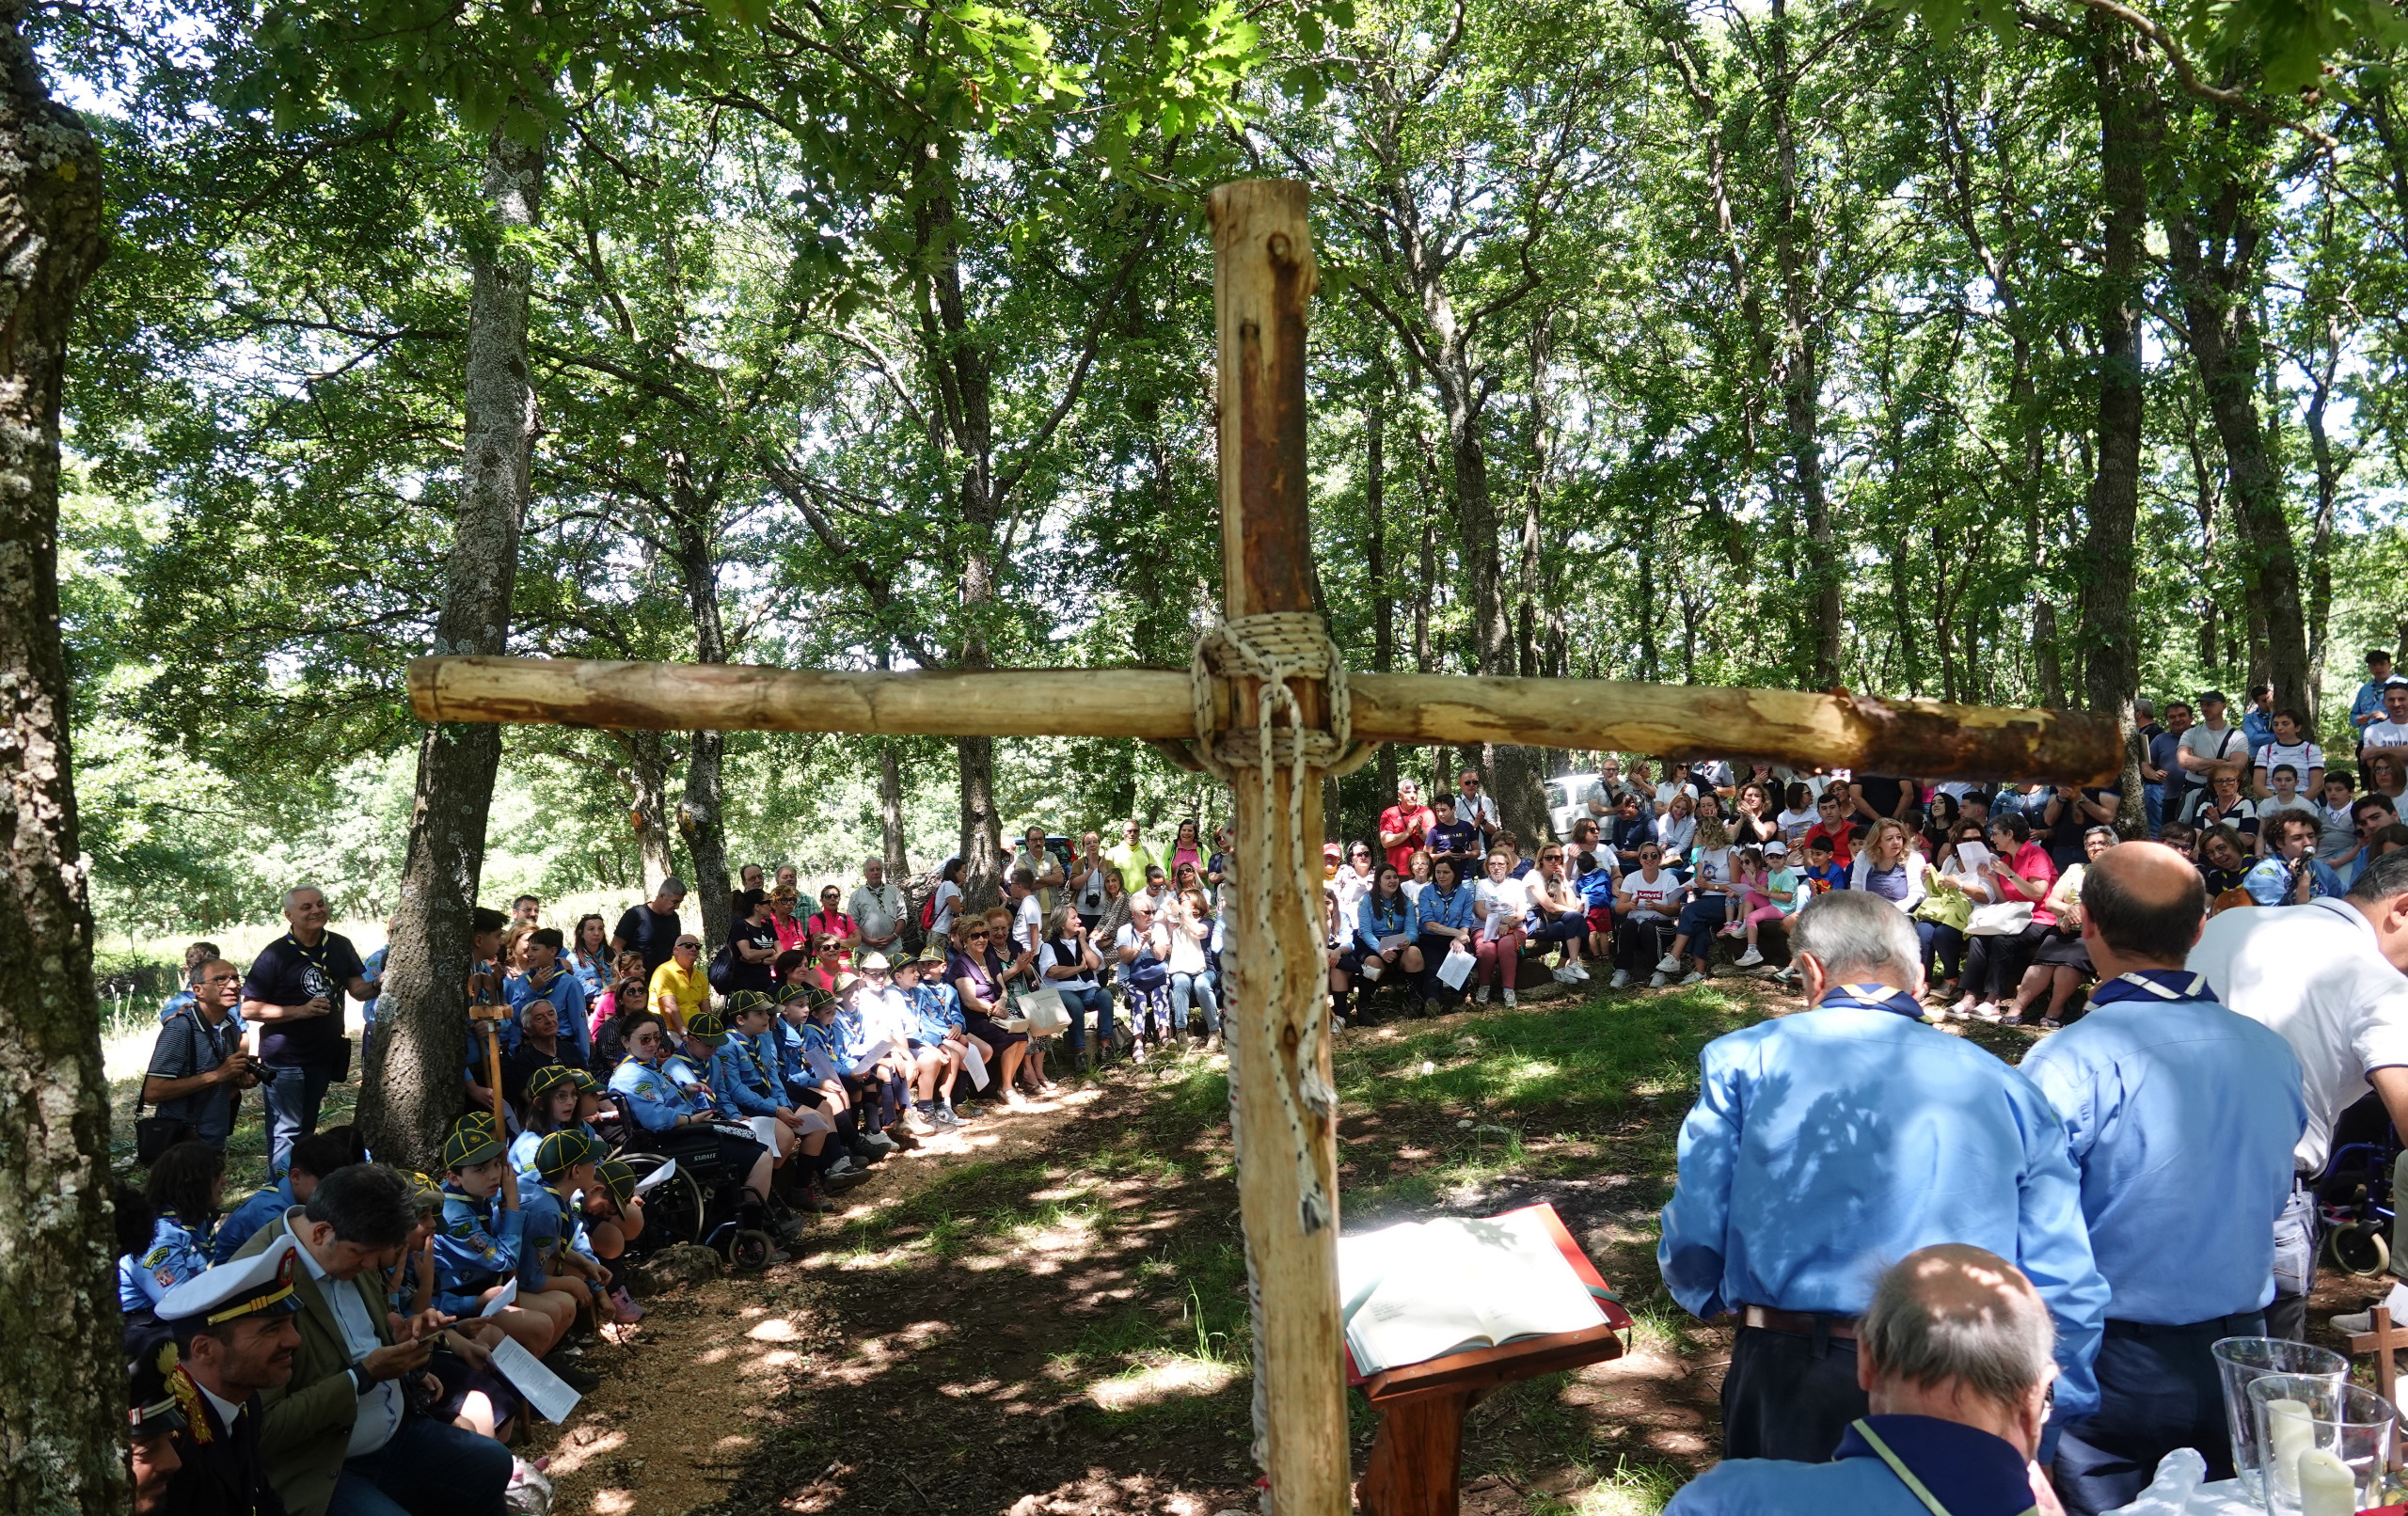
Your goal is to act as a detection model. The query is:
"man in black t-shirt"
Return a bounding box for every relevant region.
[610,876,689,975]
[1848,774,1912,837]
[728,892,779,995]
[240,885,376,1178]
[143,957,253,1148]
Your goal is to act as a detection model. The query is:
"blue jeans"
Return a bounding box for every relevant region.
[260,1059,334,1179]
[1916,919,1967,984]
[2143,783,2164,835]
[330,1413,512,1516]
[1169,971,1220,1034]
[1059,985,1111,1051]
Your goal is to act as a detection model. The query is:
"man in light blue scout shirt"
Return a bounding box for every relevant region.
[1666,1245,2061,1516]
[2021,843,2306,1514]
[1659,890,2106,1463]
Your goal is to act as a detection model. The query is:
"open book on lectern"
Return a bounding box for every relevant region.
[1337,1203,1627,1377]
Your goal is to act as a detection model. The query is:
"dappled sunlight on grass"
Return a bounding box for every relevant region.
[1087,1357,1242,1411]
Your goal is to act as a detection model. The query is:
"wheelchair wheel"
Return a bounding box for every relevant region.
[726,1227,776,1272]
[619,1152,705,1250]
[2328,1224,2391,1278]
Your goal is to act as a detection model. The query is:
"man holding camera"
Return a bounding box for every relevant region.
[144,956,257,1150]
[243,886,379,1179]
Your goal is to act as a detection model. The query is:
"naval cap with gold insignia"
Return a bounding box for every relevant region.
[124,1318,189,1437]
[154,1234,304,1326]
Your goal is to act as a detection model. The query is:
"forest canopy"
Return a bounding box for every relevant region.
[46,0,2408,937]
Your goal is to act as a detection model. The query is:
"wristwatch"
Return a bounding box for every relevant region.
[347,1365,373,1397]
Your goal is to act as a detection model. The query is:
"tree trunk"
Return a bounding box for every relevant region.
[1768,0,1841,689]
[2164,127,2310,715]
[0,15,115,1511]
[879,742,910,879]
[2083,17,2149,734]
[1369,382,1396,803]
[2304,327,2342,727]
[670,479,731,950]
[360,124,540,1170]
[619,728,674,892]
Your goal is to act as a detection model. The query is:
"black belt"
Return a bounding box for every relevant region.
[2104,1312,2266,1340]
[1740,1305,1858,1339]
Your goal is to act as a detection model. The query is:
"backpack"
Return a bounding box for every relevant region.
[920,892,938,930]
[705,941,737,993]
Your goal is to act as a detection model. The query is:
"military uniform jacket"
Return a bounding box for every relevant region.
[167,1389,291,1516]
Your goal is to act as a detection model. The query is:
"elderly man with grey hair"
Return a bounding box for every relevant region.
[1658,889,2106,1464]
[1667,1245,2067,1516]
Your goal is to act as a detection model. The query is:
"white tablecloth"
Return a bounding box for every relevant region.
[2105,1450,2258,1516]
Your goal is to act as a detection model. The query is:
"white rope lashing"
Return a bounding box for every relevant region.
[1187,610,1376,1491]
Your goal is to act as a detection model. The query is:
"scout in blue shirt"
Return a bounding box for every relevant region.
[210,1124,364,1264]
[1668,1245,2057,1516]
[2019,844,2308,1515]
[2242,813,2349,905]
[119,1140,224,1315]
[2353,652,2404,740]
[607,1010,789,1235]
[1659,891,2107,1464]
[433,1122,578,1358]
[521,1130,618,1322]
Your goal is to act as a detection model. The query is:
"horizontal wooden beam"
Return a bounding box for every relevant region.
[408,655,2124,783]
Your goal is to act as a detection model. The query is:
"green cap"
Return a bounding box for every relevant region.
[442,1127,504,1171]
[535,1129,605,1180]
[451,1110,498,1138]
[569,1068,605,1096]
[915,944,947,967]
[686,1005,726,1039]
[525,1064,577,1103]
[400,1170,444,1212]
[595,1158,636,1208]
[722,988,772,1020]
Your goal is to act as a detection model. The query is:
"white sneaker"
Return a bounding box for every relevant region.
[1552,965,1577,985]
[1567,962,1591,982]
[1655,955,1682,973]
[1609,970,1631,989]
[1648,971,1670,987]
[1475,985,1491,1004]
[1502,988,1516,1007]
[1734,946,1764,968]
[1679,971,1705,986]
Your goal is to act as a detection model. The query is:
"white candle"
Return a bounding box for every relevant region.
[2267,1398,2317,1492]
[2297,1447,2357,1516]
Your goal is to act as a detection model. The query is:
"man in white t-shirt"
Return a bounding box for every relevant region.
[2187,849,2408,1337]
[2178,690,2251,785]
[1006,869,1044,975]
[2363,683,2408,765]
[1456,768,1501,848]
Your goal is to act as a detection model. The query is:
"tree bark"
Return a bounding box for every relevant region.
[2303,322,2342,726]
[2082,18,2149,731]
[2164,118,2309,715]
[1767,0,1842,690]
[0,13,114,1511]
[1368,382,1397,802]
[360,124,540,1171]
[669,473,731,949]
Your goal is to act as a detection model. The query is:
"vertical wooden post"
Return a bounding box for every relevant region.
[1209,179,1349,1516]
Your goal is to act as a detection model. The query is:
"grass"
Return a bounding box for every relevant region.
[704,979,1777,1516]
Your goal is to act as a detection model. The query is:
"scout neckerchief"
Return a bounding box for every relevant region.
[2085,968,2217,1008]
[285,930,343,1003]
[1816,983,1928,1019]
[1837,1416,2037,1516]
[1368,892,1411,936]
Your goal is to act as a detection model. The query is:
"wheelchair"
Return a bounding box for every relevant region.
[2316,1090,2399,1277]
[600,1092,783,1272]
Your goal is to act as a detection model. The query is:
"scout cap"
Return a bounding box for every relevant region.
[155,1235,303,1325]
[915,944,946,967]
[569,1068,605,1096]
[722,989,772,1020]
[859,951,890,972]
[525,1064,577,1103]
[442,1126,504,1170]
[535,1129,606,1180]
[686,1005,727,1039]
[594,1158,637,1208]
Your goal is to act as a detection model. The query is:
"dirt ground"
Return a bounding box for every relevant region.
[493,984,2397,1516]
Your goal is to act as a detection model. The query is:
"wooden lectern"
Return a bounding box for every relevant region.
[1351,1207,1630,1516]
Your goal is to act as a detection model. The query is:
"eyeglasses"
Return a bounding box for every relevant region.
[967,931,990,940]
[675,941,700,951]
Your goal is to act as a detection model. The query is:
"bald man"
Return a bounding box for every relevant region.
[1667,1245,2063,1516]
[2020,843,2306,1514]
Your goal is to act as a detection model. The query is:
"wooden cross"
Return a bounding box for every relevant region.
[2351,1305,2404,1409]
[407,180,2120,1516]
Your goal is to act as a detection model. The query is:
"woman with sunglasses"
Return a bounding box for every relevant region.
[808,885,860,969]
[947,917,1030,1108]
[607,1010,789,1239]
